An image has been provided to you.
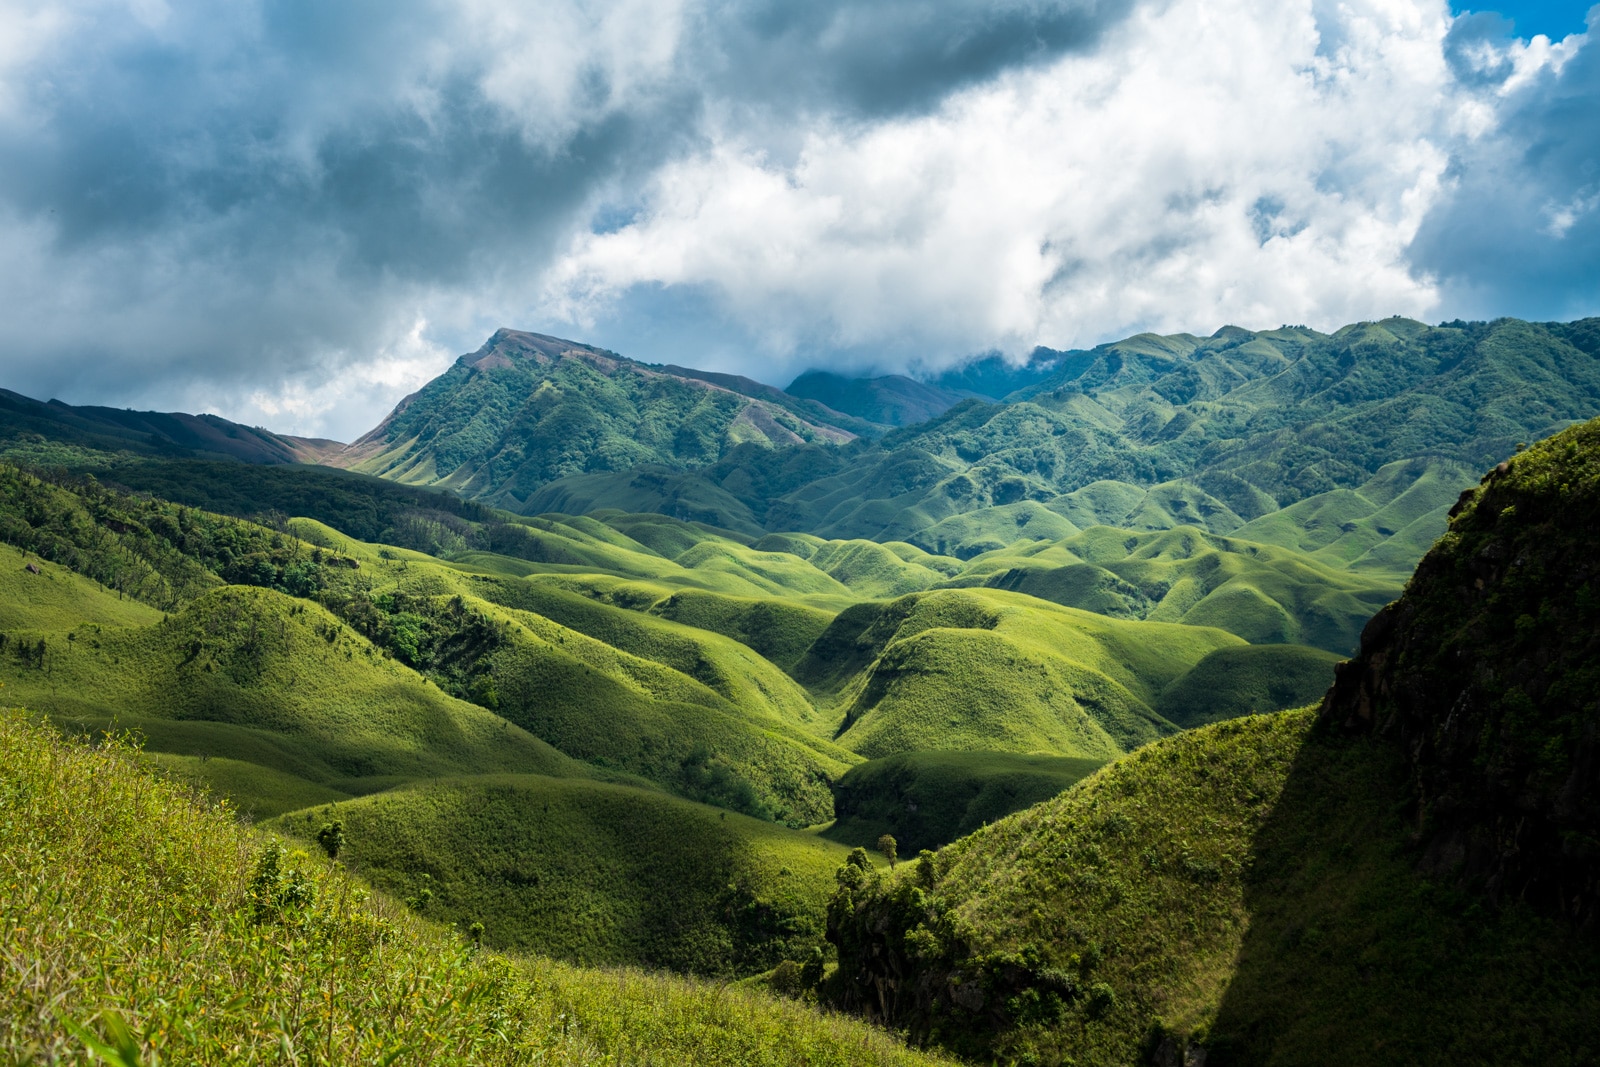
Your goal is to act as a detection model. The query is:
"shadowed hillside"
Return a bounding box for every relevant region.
[826,749,1106,853]
[814,415,1600,1065]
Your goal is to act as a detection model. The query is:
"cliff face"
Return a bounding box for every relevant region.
[1322,416,1600,928]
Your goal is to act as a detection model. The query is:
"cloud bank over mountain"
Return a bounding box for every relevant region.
[0,0,1595,438]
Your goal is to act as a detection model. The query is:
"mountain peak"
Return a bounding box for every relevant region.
[330,328,863,510]
[462,329,622,372]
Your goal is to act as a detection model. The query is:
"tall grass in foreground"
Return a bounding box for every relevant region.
[0,709,949,1066]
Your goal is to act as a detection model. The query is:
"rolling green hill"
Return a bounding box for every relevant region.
[0,542,162,631]
[948,525,1400,653]
[826,749,1106,853]
[0,468,859,826]
[797,589,1238,759]
[0,585,586,815]
[1153,643,1342,728]
[270,773,859,976]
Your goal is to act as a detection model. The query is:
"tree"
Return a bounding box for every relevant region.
[316,818,345,859]
[877,833,898,868]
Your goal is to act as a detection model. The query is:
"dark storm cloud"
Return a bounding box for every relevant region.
[1410,8,1600,320]
[699,0,1135,119]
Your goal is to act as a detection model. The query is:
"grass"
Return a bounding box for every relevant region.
[950,524,1401,654]
[826,710,1600,1065]
[0,586,585,800]
[647,587,835,673]
[270,773,861,976]
[0,708,952,1066]
[483,578,821,727]
[798,588,1239,760]
[143,753,351,819]
[1232,456,1474,574]
[0,543,163,631]
[825,749,1105,853]
[1153,643,1342,728]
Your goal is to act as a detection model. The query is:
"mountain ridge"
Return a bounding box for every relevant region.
[323,316,1598,584]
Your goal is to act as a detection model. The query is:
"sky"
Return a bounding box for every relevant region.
[0,0,1597,440]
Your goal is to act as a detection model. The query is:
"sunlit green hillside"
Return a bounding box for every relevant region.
[949,525,1400,652]
[443,317,1600,581]
[271,773,857,975]
[0,584,586,815]
[0,710,949,1066]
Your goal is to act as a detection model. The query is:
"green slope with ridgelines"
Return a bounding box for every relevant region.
[0,709,952,1066]
[826,749,1107,854]
[0,542,164,631]
[949,525,1400,653]
[1154,643,1342,728]
[271,773,859,976]
[0,584,585,815]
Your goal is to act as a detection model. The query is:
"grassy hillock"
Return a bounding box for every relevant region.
[1231,456,1477,572]
[823,711,1600,1065]
[1154,644,1342,728]
[271,773,858,975]
[827,749,1105,853]
[647,587,836,672]
[0,709,951,1066]
[799,589,1236,759]
[0,542,162,631]
[286,540,856,824]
